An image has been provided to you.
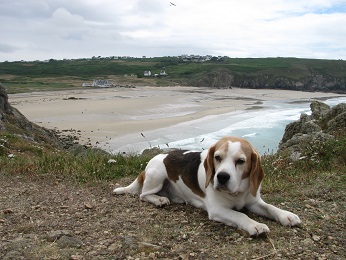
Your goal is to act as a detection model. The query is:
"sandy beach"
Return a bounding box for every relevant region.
[9,86,344,152]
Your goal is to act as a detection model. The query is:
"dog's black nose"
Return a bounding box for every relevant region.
[217,172,230,184]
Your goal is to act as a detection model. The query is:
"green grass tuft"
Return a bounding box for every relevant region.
[1,130,345,189]
[0,135,152,182]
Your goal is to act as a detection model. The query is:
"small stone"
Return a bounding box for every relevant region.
[57,235,83,249]
[303,238,313,244]
[47,230,73,242]
[312,235,321,242]
[138,242,160,248]
[84,203,94,209]
[232,233,241,238]
[3,209,14,214]
[108,242,120,251]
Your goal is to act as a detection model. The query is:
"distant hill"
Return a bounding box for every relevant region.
[1,57,345,93]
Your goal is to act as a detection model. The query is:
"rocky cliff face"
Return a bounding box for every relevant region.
[0,85,12,130]
[278,100,346,156]
[0,85,61,145]
[192,70,346,93]
[194,70,234,89]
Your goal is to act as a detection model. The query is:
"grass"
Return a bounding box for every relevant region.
[1,74,165,94]
[0,133,152,182]
[1,129,345,188]
[1,76,82,93]
[261,134,346,195]
[1,57,346,93]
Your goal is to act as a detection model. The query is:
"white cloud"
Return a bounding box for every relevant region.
[0,0,345,61]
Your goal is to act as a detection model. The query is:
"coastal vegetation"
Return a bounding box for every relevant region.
[1,56,346,93]
[1,126,345,185]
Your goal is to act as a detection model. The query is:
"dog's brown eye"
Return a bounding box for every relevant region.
[236,159,245,165]
[215,155,222,162]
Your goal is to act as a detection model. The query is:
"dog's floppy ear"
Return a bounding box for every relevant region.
[249,150,264,197]
[204,145,216,188]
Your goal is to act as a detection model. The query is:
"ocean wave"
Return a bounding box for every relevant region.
[107,98,345,155]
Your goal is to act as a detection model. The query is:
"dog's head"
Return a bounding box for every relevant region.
[204,136,264,197]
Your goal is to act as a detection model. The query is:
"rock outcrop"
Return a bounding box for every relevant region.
[278,100,346,155]
[194,70,234,89]
[0,84,61,145]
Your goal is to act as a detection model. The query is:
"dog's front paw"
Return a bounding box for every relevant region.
[247,222,270,237]
[278,211,301,227]
[154,197,170,207]
[140,194,171,207]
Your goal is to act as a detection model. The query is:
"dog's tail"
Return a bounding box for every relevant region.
[113,171,145,195]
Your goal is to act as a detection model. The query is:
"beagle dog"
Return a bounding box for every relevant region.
[113,136,301,236]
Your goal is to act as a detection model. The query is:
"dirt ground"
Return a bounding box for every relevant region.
[0,173,345,260]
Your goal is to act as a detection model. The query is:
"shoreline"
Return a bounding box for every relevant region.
[9,86,344,151]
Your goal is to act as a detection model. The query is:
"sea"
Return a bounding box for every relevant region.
[104,97,346,155]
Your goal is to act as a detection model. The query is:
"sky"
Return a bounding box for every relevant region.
[1,0,346,61]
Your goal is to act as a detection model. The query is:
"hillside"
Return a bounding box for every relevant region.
[1,57,346,93]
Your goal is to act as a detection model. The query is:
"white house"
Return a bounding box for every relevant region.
[144,71,151,76]
[159,70,168,76]
[92,79,113,87]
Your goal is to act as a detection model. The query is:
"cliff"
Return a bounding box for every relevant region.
[191,69,346,93]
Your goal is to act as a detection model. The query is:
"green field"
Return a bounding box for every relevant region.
[1,57,346,93]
